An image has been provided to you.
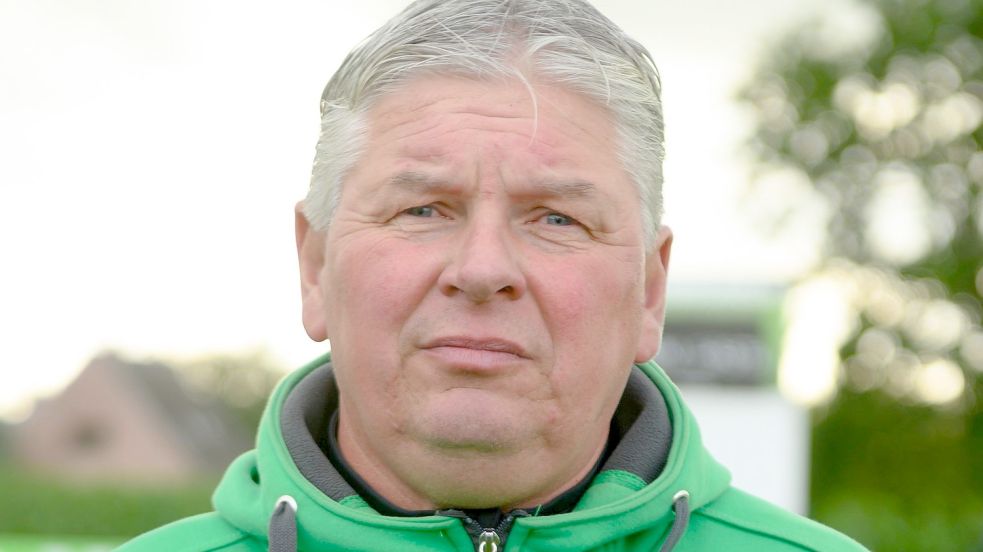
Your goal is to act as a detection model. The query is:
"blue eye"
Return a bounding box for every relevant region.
[405,205,436,217]
[545,213,574,226]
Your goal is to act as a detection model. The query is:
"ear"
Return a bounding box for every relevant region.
[635,225,673,363]
[295,202,329,342]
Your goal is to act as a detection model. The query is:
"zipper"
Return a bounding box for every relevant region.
[437,508,530,552]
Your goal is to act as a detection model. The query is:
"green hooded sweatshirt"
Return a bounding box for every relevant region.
[118,354,867,551]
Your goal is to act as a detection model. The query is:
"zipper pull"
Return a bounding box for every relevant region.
[477,529,502,552]
[435,508,529,551]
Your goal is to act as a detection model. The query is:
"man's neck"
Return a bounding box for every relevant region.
[325,411,615,516]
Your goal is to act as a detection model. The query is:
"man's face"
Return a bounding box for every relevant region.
[297,75,671,505]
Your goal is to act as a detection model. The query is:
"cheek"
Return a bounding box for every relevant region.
[325,238,443,428]
[325,237,440,346]
[537,254,644,336]
[534,254,644,392]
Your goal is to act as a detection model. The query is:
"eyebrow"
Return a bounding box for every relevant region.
[532,178,599,199]
[384,171,449,193]
[384,171,600,199]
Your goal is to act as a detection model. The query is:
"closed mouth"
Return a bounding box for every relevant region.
[422,336,530,359]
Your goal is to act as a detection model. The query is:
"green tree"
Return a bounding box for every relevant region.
[740,0,983,549]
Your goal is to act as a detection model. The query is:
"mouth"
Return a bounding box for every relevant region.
[423,336,529,357]
[420,336,531,369]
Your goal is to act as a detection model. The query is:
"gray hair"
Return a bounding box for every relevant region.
[304,0,665,246]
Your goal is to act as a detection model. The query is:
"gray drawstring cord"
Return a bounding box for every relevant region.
[269,495,298,552]
[659,490,691,552]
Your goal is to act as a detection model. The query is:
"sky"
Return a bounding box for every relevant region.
[0,0,871,420]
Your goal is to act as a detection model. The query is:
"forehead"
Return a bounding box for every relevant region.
[360,75,625,179]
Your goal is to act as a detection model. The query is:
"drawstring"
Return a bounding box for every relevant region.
[659,490,691,552]
[269,495,298,552]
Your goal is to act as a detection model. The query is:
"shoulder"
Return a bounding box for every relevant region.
[688,488,869,551]
[115,512,260,552]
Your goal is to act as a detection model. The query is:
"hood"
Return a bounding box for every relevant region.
[211,353,731,550]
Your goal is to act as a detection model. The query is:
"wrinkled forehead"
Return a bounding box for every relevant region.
[358,75,624,185]
[362,73,622,159]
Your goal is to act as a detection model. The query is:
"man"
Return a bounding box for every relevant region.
[121,0,867,550]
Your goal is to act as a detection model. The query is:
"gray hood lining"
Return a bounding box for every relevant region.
[280,364,356,501]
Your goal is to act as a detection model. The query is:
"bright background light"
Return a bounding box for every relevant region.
[0,0,868,420]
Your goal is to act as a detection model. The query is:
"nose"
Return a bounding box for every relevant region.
[438,215,526,303]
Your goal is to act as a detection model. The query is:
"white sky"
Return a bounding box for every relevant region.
[0,0,865,420]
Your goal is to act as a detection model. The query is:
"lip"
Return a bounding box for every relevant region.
[422,336,529,364]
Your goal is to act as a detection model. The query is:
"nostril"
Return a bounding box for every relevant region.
[437,233,526,302]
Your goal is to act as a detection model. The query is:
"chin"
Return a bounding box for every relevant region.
[412,392,533,453]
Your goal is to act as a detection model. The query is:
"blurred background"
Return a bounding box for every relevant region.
[1,0,980,550]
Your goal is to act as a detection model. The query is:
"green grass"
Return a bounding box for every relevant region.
[0,467,214,539]
[0,533,120,551]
